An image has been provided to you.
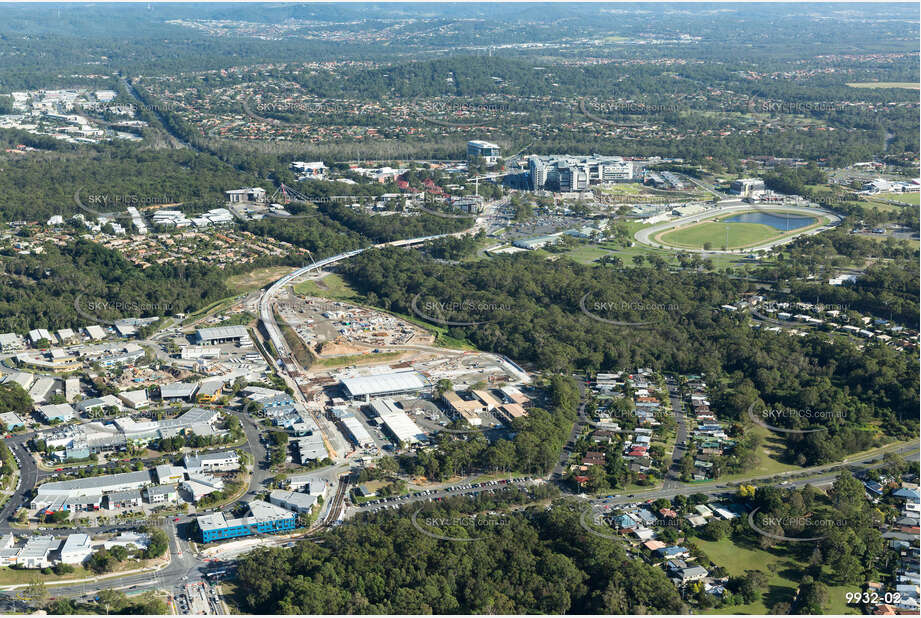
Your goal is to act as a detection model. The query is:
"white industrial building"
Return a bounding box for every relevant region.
[340,415,374,448]
[160,381,199,401]
[2,372,34,390]
[180,346,221,360]
[286,474,328,497]
[59,533,93,564]
[195,325,251,345]
[28,328,53,346]
[180,473,225,502]
[38,403,76,423]
[0,332,24,352]
[0,412,25,430]
[269,489,317,514]
[16,536,59,569]
[184,450,240,474]
[340,371,428,401]
[118,389,149,409]
[32,470,154,512]
[75,395,122,415]
[369,399,426,446]
[84,325,107,340]
[28,377,55,403]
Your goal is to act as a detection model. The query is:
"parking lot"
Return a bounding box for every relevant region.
[175,581,223,615]
[355,477,540,512]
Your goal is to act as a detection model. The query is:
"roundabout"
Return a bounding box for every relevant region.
[634,201,843,254]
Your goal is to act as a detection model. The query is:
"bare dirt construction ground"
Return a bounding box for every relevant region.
[227,266,294,294]
[317,341,367,357]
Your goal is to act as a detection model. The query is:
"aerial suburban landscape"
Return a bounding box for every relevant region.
[0,2,917,616]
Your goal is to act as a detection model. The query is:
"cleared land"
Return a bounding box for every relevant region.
[293,273,359,300]
[872,191,920,206]
[227,266,293,294]
[846,82,919,89]
[695,538,860,615]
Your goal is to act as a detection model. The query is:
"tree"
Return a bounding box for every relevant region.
[702,518,730,541]
[737,484,756,498]
[24,577,48,608]
[109,544,130,561]
[435,379,454,397]
[96,589,128,614]
[88,549,115,574]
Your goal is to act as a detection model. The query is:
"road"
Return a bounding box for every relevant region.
[349,476,540,516]
[0,434,43,533]
[634,202,843,254]
[256,222,488,465]
[589,439,919,508]
[662,376,688,489]
[549,378,589,480]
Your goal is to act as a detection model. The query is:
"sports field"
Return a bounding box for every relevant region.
[656,211,822,250]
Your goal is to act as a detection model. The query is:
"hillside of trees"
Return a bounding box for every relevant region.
[234,494,685,614]
[0,239,231,332]
[339,248,918,466]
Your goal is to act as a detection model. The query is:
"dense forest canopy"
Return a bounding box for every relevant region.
[235,494,686,614]
[339,247,918,465]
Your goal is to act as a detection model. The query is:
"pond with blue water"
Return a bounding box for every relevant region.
[723,212,817,231]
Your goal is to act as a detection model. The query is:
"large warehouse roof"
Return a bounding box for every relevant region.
[341,371,427,398]
[36,470,153,496]
[340,416,374,447]
[377,407,426,445]
[196,326,249,342]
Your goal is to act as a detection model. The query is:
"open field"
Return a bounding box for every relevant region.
[659,221,781,250]
[0,565,93,586]
[854,234,921,250]
[226,266,293,294]
[560,244,619,264]
[599,183,646,195]
[655,210,826,251]
[293,273,360,300]
[695,537,860,615]
[872,191,920,205]
[846,81,920,89]
[317,350,404,368]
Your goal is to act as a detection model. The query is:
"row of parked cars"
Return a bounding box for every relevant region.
[363,477,535,509]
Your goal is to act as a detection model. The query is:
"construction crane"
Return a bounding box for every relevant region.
[468,172,506,196]
[270,182,311,204]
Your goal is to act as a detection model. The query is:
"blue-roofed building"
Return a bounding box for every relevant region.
[616,514,637,529]
[655,546,690,558]
[893,488,920,501]
[197,500,296,543]
[634,509,658,525]
[262,394,295,409]
[865,481,884,496]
